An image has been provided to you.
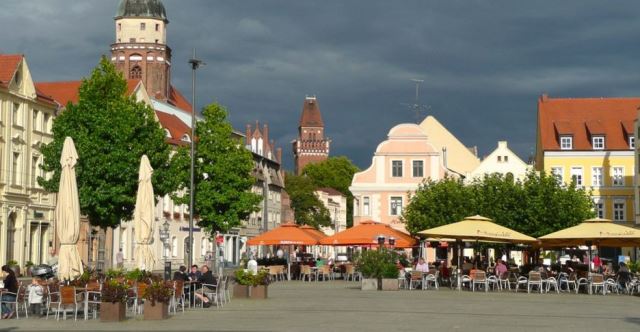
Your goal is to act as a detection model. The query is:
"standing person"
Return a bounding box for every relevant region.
[27,278,44,316]
[1,265,18,319]
[116,248,124,269]
[593,254,602,273]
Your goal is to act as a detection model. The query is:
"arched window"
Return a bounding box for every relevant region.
[130,66,142,79]
[251,138,257,153]
[181,134,191,142]
[171,236,178,257]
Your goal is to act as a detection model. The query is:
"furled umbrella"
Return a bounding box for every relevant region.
[56,137,84,280]
[134,155,156,271]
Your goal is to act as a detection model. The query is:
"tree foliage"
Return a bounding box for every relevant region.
[403,171,594,237]
[301,156,359,227]
[172,103,261,234]
[39,57,176,228]
[284,173,331,229]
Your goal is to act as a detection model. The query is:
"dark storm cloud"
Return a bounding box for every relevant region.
[3,0,640,169]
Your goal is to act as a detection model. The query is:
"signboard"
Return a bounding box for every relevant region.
[164,261,171,280]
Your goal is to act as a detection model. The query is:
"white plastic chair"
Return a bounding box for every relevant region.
[545,277,559,293]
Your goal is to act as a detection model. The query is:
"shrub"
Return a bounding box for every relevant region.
[355,248,400,279]
[234,269,270,286]
[143,281,173,306]
[101,279,129,304]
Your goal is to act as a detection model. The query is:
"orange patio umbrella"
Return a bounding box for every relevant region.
[299,225,327,241]
[319,220,417,248]
[247,224,321,246]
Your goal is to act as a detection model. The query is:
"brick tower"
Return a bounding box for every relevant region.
[110,0,171,100]
[292,96,330,174]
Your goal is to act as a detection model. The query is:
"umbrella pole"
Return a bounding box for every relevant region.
[456,240,462,291]
[586,241,593,274]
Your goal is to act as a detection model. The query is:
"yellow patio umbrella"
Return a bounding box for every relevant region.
[418,215,536,290]
[56,137,84,280]
[539,218,640,272]
[133,155,156,271]
[538,218,640,247]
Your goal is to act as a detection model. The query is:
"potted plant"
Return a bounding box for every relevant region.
[25,261,34,276]
[7,260,20,277]
[100,279,129,322]
[355,249,399,291]
[142,280,173,320]
[233,269,270,299]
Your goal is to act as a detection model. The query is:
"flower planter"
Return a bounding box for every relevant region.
[361,278,378,291]
[249,285,268,299]
[143,302,169,320]
[100,302,126,322]
[233,284,250,298]
[381,278,399,291]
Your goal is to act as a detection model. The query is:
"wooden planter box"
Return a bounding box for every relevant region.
[233,284,250,298]
[100,302,126,322]
[143,302,169,320]
[249,285,268,299]
[381,278,399,291]
[361,278,378,291]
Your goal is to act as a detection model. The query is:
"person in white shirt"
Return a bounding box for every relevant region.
[415,258,430,273]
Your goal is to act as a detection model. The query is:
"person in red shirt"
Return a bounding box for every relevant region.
[593,255,602,273]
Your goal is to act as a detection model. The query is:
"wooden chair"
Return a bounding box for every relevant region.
[135,283,148,314]
[527,271,543,293]
[45,284,60,320]
[344,265,358,282]
[300,265,314,282]
[409,271,423,290]
[317,266,331,281]
[170,280,186,314]
[498,271,510,291]
[85,281,102,319]
[56,286,78,321]
[472,271,488,292]
[589,274,605,295]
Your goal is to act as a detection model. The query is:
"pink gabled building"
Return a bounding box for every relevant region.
[350,123,447,232]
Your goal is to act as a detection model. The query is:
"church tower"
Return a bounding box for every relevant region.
[111,0,171,100]
[292,96,330,174]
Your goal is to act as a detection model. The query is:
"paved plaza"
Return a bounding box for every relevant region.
[1,281,639,331]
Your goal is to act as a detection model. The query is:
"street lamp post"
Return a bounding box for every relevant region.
[159,220,171,280]
[188,49,204,268]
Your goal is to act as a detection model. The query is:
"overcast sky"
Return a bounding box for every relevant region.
[2,0,640,170]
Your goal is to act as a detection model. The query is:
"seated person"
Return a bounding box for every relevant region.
[439,261,450,279]
[193,266,217,308]
[495,259,508,277]
[316,257,325,268]
[173,265,189,281]
[461,257,474,274]
[414,258,430,273]
[188,265,201,281]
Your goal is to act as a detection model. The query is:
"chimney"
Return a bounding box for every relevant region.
[442,147,448,169]
[541,93,548,102]
[245,124,251,145]
[263,123,269,144]
[277,147,282,164]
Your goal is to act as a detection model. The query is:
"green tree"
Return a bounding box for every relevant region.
[402,171,594,237]
[39,57,176,228]
[302,156,359,227]
[284,173,331,229]
[172,103,261,234]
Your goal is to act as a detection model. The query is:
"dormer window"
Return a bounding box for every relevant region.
[181,134,191,142]
[592,136,605,150]
[164,129,171,138]
[630,136,635,149]
[560,136,572,150]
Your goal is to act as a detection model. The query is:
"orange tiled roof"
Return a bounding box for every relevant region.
[538,95,640,151]
[155,111,190,145]
[168,85,192,113]
[0,54,22,87]
[35,80,141,108]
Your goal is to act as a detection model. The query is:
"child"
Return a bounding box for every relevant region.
[27,278,44,316]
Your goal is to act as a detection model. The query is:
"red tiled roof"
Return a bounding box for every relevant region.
[0,54,22,87]
[317,187,344,196]
[168,85,192,113]
[299,97,324,127]
[155,111,190,145]
[35,80,141,107]
[538,95,640,151]
[621,120,634,135]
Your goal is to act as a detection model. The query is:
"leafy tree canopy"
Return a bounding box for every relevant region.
[284,172,331,229]
[172,103,261,234]
[301,156,359,227]
[40,57,176,228]
[403,171,594,238]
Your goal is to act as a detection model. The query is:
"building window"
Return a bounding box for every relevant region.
[412,160,424,177]
[171,236,178,257]
[32,156,39,188]
[630,136,635,149]
[363,197,370,216]
[592,136,605,150]
[391,160,403,177]
[591,167,603,187]
[550,167,563,183]
[12,103,20,126]
[140,22,146,30]
[560,136,572,150]
[570,167,583,187]
[43,113,50,133]
[614,201,625,222]
[593,199,604,219]
[612,167,624,186]
[12,152,20,185]
[504,156,509,162]
[130,66,142,79]
[130,38,136,43]
[33,110,39,131]
[155,23,160,31]
[390,197,403,216]
[497,156,502,162]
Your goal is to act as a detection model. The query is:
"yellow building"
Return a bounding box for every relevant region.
[535,94,639,228]
[0,54,58,268]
